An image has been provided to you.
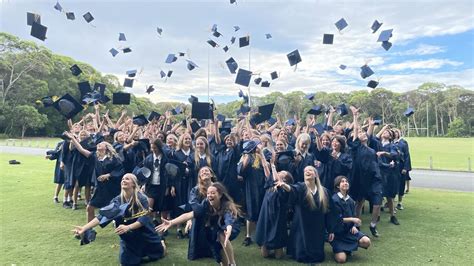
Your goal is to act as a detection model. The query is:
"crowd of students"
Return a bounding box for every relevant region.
[46,103,412,265]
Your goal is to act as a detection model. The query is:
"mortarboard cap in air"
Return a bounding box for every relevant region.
[157,27,163,36]
[188,95,199,104]
[36,96,58,108]
[53,93,84,119]
[83,12,94,23]
[335,18,348,31]
[31,22,47,41]
[123,78,134,88]
[270,71,279,80]
[146,85,155,94]
[148,111,161,121]
[133,115,149,126]
[118,33,126,41]
[306,93,315,101]
[339,64,347,70]
[192,102,214,120]
[190,120,201,133]
[252,103,275,125]
[27,12,41,26]
[70,64,82,76]
[336,103,348,116]
[186,60,199,71]
[238,89,244,98]
[373,116,382,125]
[360,65,374,79]
[109,48,119,57]
[165,54,177,63]
[254,77,262,85]
[371,20,383,33]
[265,33,272,39]
[213,31,222,38]
[313,123,325,135]
[66,12,75,20]
[207,40,218,48]
[78,81,92,98]
[230,36,236,44]
[377,29,393,42]
[122,47,132,53]
[382,41,392,51]
[239,36,250,47]
[217,114,226,122]
[261,81,270,87]
[234,26,240,32]
[287,49,302,66]
[54,2,63,12]
[223,46,229,52]
[126,69,137,78]
[323,34,334,44]
[170,106,182,115]
[404,107,415,117]
[239,104,251,115]
[225,57,238,74]
[167,70,173,78]
[112,92,131,105]
[367,80,379,89]
[160,70,166,78]
[235,69,252,87]
[308,105,324,115]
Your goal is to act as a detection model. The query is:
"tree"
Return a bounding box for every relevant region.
[447,118,468,137]
[12,105,48,138]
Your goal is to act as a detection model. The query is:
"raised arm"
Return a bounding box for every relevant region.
[65,132,92,158]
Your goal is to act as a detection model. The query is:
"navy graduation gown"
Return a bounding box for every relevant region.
[97,193,164,265]
[287,183,335,263]
[239,156,266,222]
[89,153,124,208]
[375,138,401,198]
[255,177,290,249]
[293,152,317,183]
[213,143,242,203]
[171,149,195,206]
[49,141,65,184]
[318,152,353,191]
[187,186,213,260]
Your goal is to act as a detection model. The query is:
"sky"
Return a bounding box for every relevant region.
[1,0,473,104]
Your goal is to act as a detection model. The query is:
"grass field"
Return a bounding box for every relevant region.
[405,137,474,171]
[0,137,61,149]
[1,153,473,265]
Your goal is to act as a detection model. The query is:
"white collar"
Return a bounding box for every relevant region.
[337,192,350,201]
[182,149,191,156]
[153,154,162,161]
[199,154,206,160]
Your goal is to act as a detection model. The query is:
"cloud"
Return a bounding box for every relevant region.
[398,44,446,56]
[382,59,463,71]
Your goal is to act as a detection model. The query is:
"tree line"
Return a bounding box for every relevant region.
[0,32,472,138]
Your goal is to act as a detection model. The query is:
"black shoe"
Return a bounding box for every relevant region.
[63,201,72,209]
[53,197,59,203]
[396,203,404,210]
[377,215,380,222]
[390,216,400,225]
[369,226,379,237]
[242,237,253,246]
[176,229,185,239]
[72,203,78,210]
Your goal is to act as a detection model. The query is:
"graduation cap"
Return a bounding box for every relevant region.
[268,117,277,125]
[230,36,236,44]
[270,71,279,80]
[170,106,183,115]
[191,102,214,120]
[80,228,97,245]
[132,166,151,186]
[276,150,295,165]
[207,40,219,48]
[265,33,272,39]
[254,77,262,85]
[83,12,94,23]
[335,18,348,31]
[66,12,75,20]
[306,93,315,101]
[377,29,393,42]
[336,104,348,116]
[54,2,63,12]
[123,78,134,88]
[190,120,201,133]
[165,54,178,63]
[223,46,229,52]
[373,117,382,125]
[239,36,250,48]
[157,27,163,36]
[122,47,132,53]
[217,114,226,122]
[287,49,302,67]
[160,70,166,78]
[126,69,137,78]
[313,123,326,135]
[234,26,240,31]
[112,92,131,105]
[82,91,101,105]
[31,22,47,41]
[78,81,92,98]
[367,80,379,89]
[404,107,415,117]
[323,34,334,44]
[251,103,275,125]
[70,64,82,76]
[238,89,244,98]
[286,118,296,126]
[109,48,119,57]
[242,140,260,154]
[167,70,173,78]
[230,0,237,4]
[371,20,383,33]
[261,81,270,88]
[186,60,199,71]
[53,93,84,119]
[213,31,222,38]
[225,57,238,74]
[339,64,347,70]
[36,96,58,108]
[118,33,126,41]
[8,159,21,165]
[165,159,187,179]
[382,41,392,51]
[133,115,149,126]
[148,111,161,121]
[98,202,128,227]
[308,105,324,115]
[235,69,252,87]
[239,104,251,115]
[146,85,155,94]
[360,65,374,79]
[27,12,41,26]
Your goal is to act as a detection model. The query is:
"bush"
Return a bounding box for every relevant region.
[447,118,468,137]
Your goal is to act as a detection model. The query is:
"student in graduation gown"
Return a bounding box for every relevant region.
[46,140,65,203]
[280,165,335,264]
[65,132,124,222]
[318,135,353,190]
[186,166,217,260]
[331,176,371,263]
[293,133,317,183]
[238,140,271,246]
[73,174,166,265]
[60,138,74,208]
[255,163,293,259]
[214,132,243,204]
[374,126,401,225]
[157,182,241,266]
[394,128,412,209]
[143,139,171,220]
[193,136,215,183]
[347,108,383,237]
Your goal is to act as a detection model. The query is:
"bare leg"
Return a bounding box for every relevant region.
[246,220,255,238]
[84,186,91,204]
[356,200,365,218]
[219,233,235,264]
[72,181,79,205]
[358,236,371,249]
[261,245,269,258]
[54,184,62,198]
[275,248,284,259]
[406,180,410,192]
[371,205,381,224]
[387,197,395,216]
[334,252,347,263]
[86,204,95,222]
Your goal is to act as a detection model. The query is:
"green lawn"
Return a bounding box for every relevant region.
[0,137,61,149]
[1,153,473,265]
[405,137,474,171]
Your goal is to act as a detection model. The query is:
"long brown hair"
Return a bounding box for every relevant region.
[304,166,329,213]
[194,136,212,168]
[197,166,217,199]
[208,182,241,222]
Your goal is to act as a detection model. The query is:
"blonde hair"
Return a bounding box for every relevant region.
[194,136,212,169]
[100,142,119,158]
[120,174,146,215]
[295,133,310,155]
[177,132,192,151]
[304,166,328,213]
[197,166,217,199]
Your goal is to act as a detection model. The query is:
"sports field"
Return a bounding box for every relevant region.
[0,153,473,265]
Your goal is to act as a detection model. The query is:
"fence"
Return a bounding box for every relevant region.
[1,139,55,149]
